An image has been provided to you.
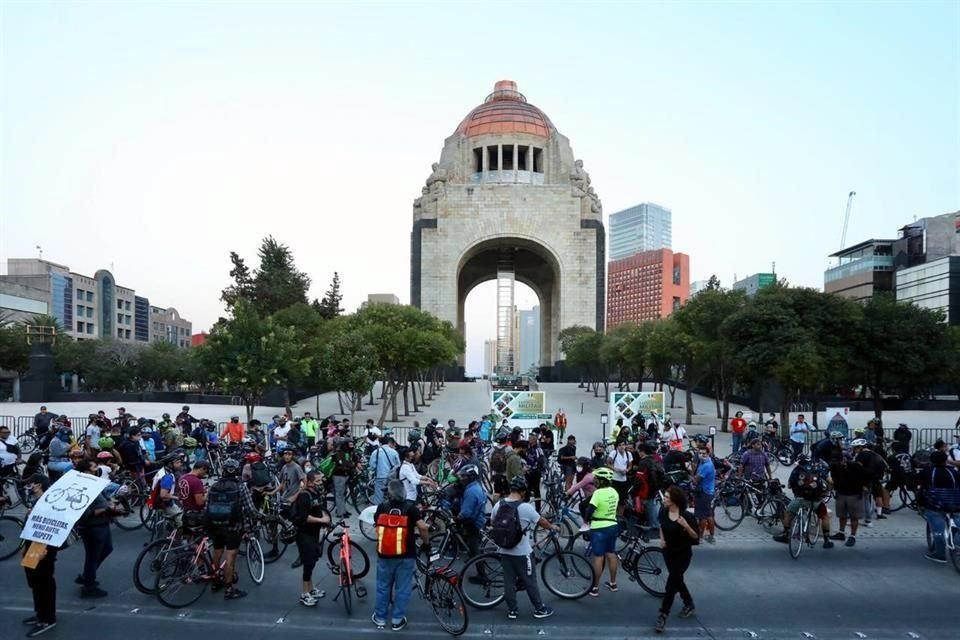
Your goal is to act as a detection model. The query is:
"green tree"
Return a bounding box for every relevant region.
[0,314,29,373]
[319,328,379,424]
[315,272,344,320]
[221,251,255,308]
[197,301,308,421]
[251,236,311,315]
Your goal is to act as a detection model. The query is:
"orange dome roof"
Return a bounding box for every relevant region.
[455,80,555,138]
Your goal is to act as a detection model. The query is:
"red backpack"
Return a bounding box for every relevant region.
[376,508,411,557]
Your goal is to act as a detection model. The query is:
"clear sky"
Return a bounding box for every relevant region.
[2,1,958,375]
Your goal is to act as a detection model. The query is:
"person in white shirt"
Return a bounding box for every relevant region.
[273,421,292,450]
[0,424,20,471]
[607,440,632,515]
[85,415,101,455]
[398,447,435,501]
[662,417,687,451]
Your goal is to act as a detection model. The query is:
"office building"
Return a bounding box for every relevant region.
[608,203,672,260]
[689,280,709,297]
[483,339,498,376]
[518,306,540,374]
[824,239,895,301]
[607,249,690,328]
[732,273,776,297]
[895,256,960,324]
[0,258,191,345]
[362,293,401,307]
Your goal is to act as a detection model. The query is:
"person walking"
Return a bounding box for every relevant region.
[585,467,620,597]
[730,411,747,454]
[655,486,700,633]
[76,459,123,598]
[372,480,430,631]
[291,470,330,607]
[828,452,865,547]
[790,415,810,460]
[489,476,557,620]
[22,474,58,637]
[693,449,716,544]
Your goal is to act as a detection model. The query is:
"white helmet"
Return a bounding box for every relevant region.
[851,438,868,448]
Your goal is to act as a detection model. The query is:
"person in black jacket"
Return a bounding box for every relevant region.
[76,459,124,598]
[291,471,330,607]
[655,485,699,633]
[918,451,960,563]
[23,474,58,638]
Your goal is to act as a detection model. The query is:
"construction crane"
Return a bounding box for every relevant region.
[840,191,856,249]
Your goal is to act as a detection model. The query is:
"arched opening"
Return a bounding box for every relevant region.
[463,280,540,377]
[456,236,561,375]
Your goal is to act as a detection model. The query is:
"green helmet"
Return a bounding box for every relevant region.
[97,436,115,450]
[593,467,614,481]
[183,436,198,449]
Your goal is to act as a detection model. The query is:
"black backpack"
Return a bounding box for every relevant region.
[490,500,524,549]
[206,478,242,526]
[490,448,508,474]
[250,461,271,488]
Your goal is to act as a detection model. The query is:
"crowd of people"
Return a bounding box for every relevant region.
[2,404,960,638]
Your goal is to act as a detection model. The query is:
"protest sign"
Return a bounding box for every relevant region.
[20,469,109,547]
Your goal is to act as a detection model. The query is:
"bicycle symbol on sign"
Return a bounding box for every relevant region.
[44,484,91,512]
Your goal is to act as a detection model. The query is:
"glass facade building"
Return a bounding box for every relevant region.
[50,273,73,328]
[608,203,672,260]
[134,296,150,342]
[895,256,960,324]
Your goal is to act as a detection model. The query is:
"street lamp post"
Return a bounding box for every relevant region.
[601,413,608,443]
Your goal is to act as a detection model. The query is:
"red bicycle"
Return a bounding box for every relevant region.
[327,519,369,615]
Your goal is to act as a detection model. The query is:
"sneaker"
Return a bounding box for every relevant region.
[74,575,99,586]
[845,536,856,547]
[876,513,887,520]
[829,532,846,541]
[823,539,834,549]
[224,587,247,600]
[291,557,303,569]
[391,618,407,631]
[679,604,696,619]
[533,606,554,619]
[772,532,789,544]
[300,593,317,607]
[861,520,873,527]
[705,534,716,545]
[655,613,667,633]
[22,617,38,626]
[210,580,225,592]
[507,610,519,620]
[27,622,57,638]
[309,588,326,599]
[925,553,947,564]
[371,613,386,629]
[81,587,108,598]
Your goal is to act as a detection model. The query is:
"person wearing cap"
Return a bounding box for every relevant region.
[22,474,60,637]
[221,416,246,447]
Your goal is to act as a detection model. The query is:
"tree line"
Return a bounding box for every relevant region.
[560,277,958,429]
[0,236,464,424]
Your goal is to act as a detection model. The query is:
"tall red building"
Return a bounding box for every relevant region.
[606,249,690,328]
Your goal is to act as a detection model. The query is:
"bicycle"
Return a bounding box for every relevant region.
[0,502,26,561]
[154,533,215,608]
[458,529,594,609]
[414,554,469,636]
[328,520,369,615]
[924,510,960,574]
[423,508,497,568]
[713,478,788,532]
[789,499,824,560]
[618,529,668,597]
[133,519,203,595]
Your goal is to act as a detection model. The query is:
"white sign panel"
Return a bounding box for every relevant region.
[20,469,109,547]
[609,391,666,425]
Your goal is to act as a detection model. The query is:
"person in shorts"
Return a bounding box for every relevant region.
[828,452,864,547]
[693,449,716,544]
[586,467,620,597]
[773,455,834,548]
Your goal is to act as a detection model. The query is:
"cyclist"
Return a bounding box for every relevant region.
[0,424,20,481]
[221,416,246,448]
[241,451,276,511]
[370,437,400,505]
[47,427,75,479]
[557,435,577,491]
[455,463,487,583]
[811,431,844,463]
[567,456,596,531]
[290,469,330,607]
[153,452,186,527]
[773,454,835,548]
[330,437,357,519]
[372,479,430,631]
[76,458,125,598]
[739,437,772,482]
[398,445,435,502]
[205,458,258,600]
[853,438,890,521]
[489,476,557,620]
[634,444,665,530]
[177,459,209,525]
[33,406,55,451]
[116,427,148,477]
[586,466,620,596]
[524,431,546,510]
[917,450,960,563]
[828,451,865,546]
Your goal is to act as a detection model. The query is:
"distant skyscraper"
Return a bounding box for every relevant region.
[483,339,498,375]
[518,306,540,374]
[608,203,672,260]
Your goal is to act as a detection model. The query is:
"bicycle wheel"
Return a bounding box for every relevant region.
[926,521,935,553]
[340,558,353,615]
[427,575,469,636]
[259,521,288,563]
[901,486,918,511]
[458,553,504,609]
[133,539,169,595]
[807,511,821,546]
[540,550,594,600]
[789,512,804,559]
[950,525,960,575]
[19,434,38,455]
[712,491,745,531]
[155,547,209,608]
[0,515,25,561]
[630,547,667,597]
[359,517,378,542]
[327,538,370,580]
[113,485,144,531]
[428,532,458,567]
[246,536,265,584]
[776,446,795,467]
[533,515,579,553]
